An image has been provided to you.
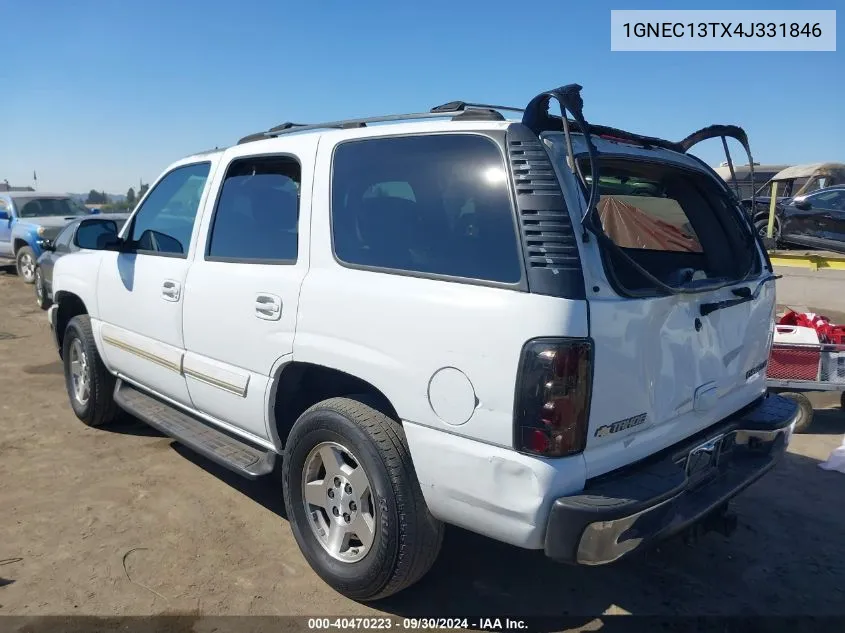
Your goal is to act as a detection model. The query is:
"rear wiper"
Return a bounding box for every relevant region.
[699,274,779,317]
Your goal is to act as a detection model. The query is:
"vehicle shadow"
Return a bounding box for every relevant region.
[170,442,288,520]
[374,449,845,624]
[111,411,845,623]
[807,407,845,435]
[0,263,16,276]
[95,411,167,438]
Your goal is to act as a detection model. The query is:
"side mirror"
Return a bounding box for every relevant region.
[794,199,812,211]
[0,210,9,221]
[74,218,120,250]
[38,238,55,252]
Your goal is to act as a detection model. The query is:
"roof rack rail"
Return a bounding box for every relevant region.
[430,101,525,114]
[237,107,510,145]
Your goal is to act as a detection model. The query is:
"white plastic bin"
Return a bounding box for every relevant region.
[773,325,821,346]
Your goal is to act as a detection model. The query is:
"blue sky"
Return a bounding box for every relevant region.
[2,0,841,194]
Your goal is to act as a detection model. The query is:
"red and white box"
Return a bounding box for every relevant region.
[768,344,821,381]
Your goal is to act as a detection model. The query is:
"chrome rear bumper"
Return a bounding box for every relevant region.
[544,394,798,565]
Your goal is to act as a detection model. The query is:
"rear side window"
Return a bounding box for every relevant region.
[331,134,522,284]
[207,156,300,263]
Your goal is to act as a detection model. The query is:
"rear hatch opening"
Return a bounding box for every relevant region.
[579,156,764,298]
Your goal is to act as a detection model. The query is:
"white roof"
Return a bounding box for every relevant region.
[773,162,845,180]
[179,118,516,163]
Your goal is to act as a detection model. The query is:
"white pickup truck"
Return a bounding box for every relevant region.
[48,85,798,601]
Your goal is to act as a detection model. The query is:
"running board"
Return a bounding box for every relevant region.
[113,380,277,479]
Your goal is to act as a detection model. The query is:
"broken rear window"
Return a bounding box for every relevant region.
[581,158,761,295]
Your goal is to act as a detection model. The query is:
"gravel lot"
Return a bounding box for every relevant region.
[1,264,844,628]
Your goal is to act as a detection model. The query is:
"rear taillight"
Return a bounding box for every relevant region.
[514,338,593,458]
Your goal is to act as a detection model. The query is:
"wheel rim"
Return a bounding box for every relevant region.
[19,253,35,281]
[757,222,778,240]
[69,338,90,406]
[35,270,44,302]
[301,441,376,563]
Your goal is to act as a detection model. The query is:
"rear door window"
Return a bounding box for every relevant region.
[331,134,522,285]
[206,155,300,263]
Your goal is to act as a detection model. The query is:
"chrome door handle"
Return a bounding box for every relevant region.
[162,279,181,301]
[255,294,282,320]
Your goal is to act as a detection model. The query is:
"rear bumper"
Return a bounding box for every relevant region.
[544,394,798,565]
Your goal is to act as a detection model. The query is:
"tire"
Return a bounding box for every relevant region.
[781,392,814,434]
[34,266,52,310]
[62,314,118,427]
[15,246,37,284]
[840,391,845,411]
[754,218,779,247]
[282,396,443,601]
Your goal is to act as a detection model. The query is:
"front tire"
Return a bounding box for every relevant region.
[754,218,780,249]
[15,246,37,284]
[282,397,443,601]
[62,315,118,427]
[35,266,52,310]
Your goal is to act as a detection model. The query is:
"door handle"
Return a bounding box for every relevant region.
[255,294,282,320]
[161,279,181,302]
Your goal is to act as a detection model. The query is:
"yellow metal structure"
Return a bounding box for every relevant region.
[768,251,845,271]
[766,181,778,239]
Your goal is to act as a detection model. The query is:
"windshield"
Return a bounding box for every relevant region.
[14,197,89,218]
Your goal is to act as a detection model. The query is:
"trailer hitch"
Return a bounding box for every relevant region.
[683,504,738,546]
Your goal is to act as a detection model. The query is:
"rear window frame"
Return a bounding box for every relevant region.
[576,153,765,299]
[328,131,529,291]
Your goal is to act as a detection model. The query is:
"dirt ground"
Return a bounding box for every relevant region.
[2,263,845,626]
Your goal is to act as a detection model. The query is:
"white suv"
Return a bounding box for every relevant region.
[48,85,797,601]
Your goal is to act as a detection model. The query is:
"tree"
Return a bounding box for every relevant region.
[126,187,136,205]
[138,182,149,199]
[86,189,107,204]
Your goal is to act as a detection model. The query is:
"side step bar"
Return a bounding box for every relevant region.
[114,380,277,479]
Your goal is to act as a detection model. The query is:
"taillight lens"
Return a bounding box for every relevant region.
[514,338,593,458]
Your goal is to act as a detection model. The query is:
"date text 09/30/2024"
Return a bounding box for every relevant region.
[307,617,529,630]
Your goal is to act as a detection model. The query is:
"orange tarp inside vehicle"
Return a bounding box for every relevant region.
[597,196,703,253]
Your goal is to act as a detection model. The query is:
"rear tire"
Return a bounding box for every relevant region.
[15,246,36,284]
[282,396,443,601]
[781,392,813,433]
[62,315,118,427]
[35,266,52,310]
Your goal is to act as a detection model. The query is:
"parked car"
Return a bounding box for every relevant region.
[775,185,845,253]
[47,85,798,601]
[33,213,129,310]
[0,193,93,283]
[743,162,845,241]
[713,162,791,200]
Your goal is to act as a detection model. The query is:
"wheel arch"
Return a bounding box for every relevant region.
[54,291,89,357]
[268,361,400,450]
